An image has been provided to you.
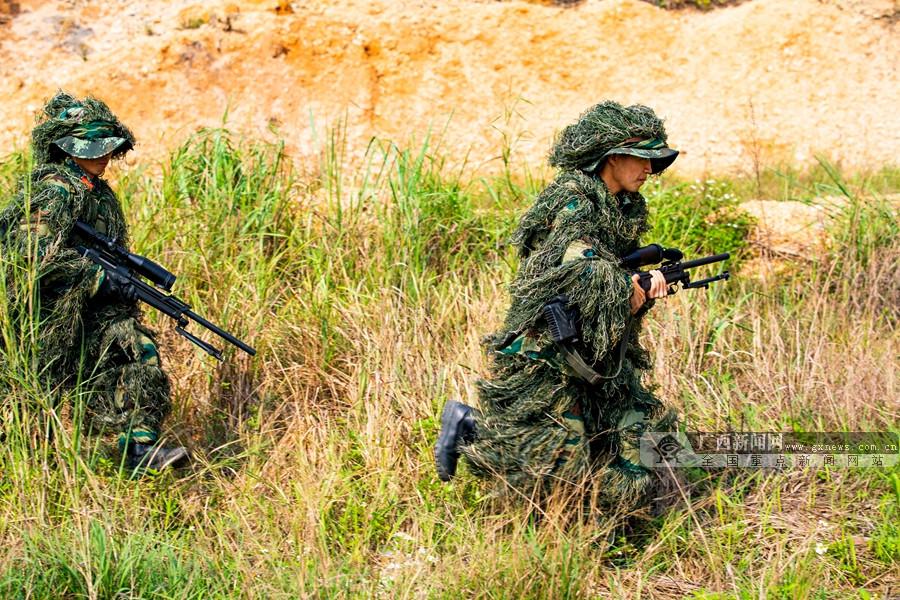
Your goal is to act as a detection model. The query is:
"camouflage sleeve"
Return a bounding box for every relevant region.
[14,176,102,298]
[508,188,632,364]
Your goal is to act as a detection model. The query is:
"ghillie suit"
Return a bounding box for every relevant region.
[460,101,679,512]
[0,92,170,451]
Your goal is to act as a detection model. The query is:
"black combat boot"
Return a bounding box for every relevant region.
[434,399,477,481]
[125,442,189,472]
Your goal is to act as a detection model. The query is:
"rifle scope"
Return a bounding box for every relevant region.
[620,244,684,270]
[74,221,176,291]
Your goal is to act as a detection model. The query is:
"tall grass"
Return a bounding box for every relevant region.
[0,132,896,598]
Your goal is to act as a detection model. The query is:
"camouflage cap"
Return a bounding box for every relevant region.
[549,101,678,174]
[31,92,136,165]
[593,137,678,174]
[51,120,132,160]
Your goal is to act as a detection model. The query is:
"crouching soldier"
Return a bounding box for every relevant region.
[436,101,681,514]
[0,92,186,471]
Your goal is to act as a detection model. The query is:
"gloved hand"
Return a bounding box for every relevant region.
[97,269,138,302]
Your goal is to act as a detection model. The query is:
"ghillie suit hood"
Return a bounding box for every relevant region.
[31,92,135,165]
[548,100,677,175]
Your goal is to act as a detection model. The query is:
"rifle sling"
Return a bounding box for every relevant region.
[555,315,635,385]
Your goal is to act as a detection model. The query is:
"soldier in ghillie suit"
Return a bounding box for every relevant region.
[435,101,679,513]
[0,92,187,471]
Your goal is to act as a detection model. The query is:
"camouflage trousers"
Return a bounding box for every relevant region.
[79,316,171,448]
[556,405,652,476]
[463,356,673,509]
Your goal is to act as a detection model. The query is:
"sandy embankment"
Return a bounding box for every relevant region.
[0,0,898,177]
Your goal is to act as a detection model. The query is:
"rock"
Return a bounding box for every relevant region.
[739,199,832,258]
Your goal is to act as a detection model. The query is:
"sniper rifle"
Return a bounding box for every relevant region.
[619,243,731,293]
[73,220,256,361]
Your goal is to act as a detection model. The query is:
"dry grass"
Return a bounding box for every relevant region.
[0,132,896,598]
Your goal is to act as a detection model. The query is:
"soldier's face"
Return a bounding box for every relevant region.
[608,155,652,193]
[72,153,112,177]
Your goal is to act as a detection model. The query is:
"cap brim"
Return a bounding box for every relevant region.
[52,136,131,160]
[604,147,679,174]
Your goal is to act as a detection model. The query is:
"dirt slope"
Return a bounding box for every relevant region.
[1,0,898,175]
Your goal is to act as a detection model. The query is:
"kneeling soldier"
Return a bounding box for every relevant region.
[436,101,679,513]
[1,92,187,471]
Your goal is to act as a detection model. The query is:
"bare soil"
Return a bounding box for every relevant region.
[1,0,898,176]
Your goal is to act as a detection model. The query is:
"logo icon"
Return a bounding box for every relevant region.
[651,434,685,465]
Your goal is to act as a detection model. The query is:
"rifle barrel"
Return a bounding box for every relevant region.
[185,308,257,356]
[679,252,730,270]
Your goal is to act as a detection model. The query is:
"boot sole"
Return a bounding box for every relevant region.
[434,400,465,482]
